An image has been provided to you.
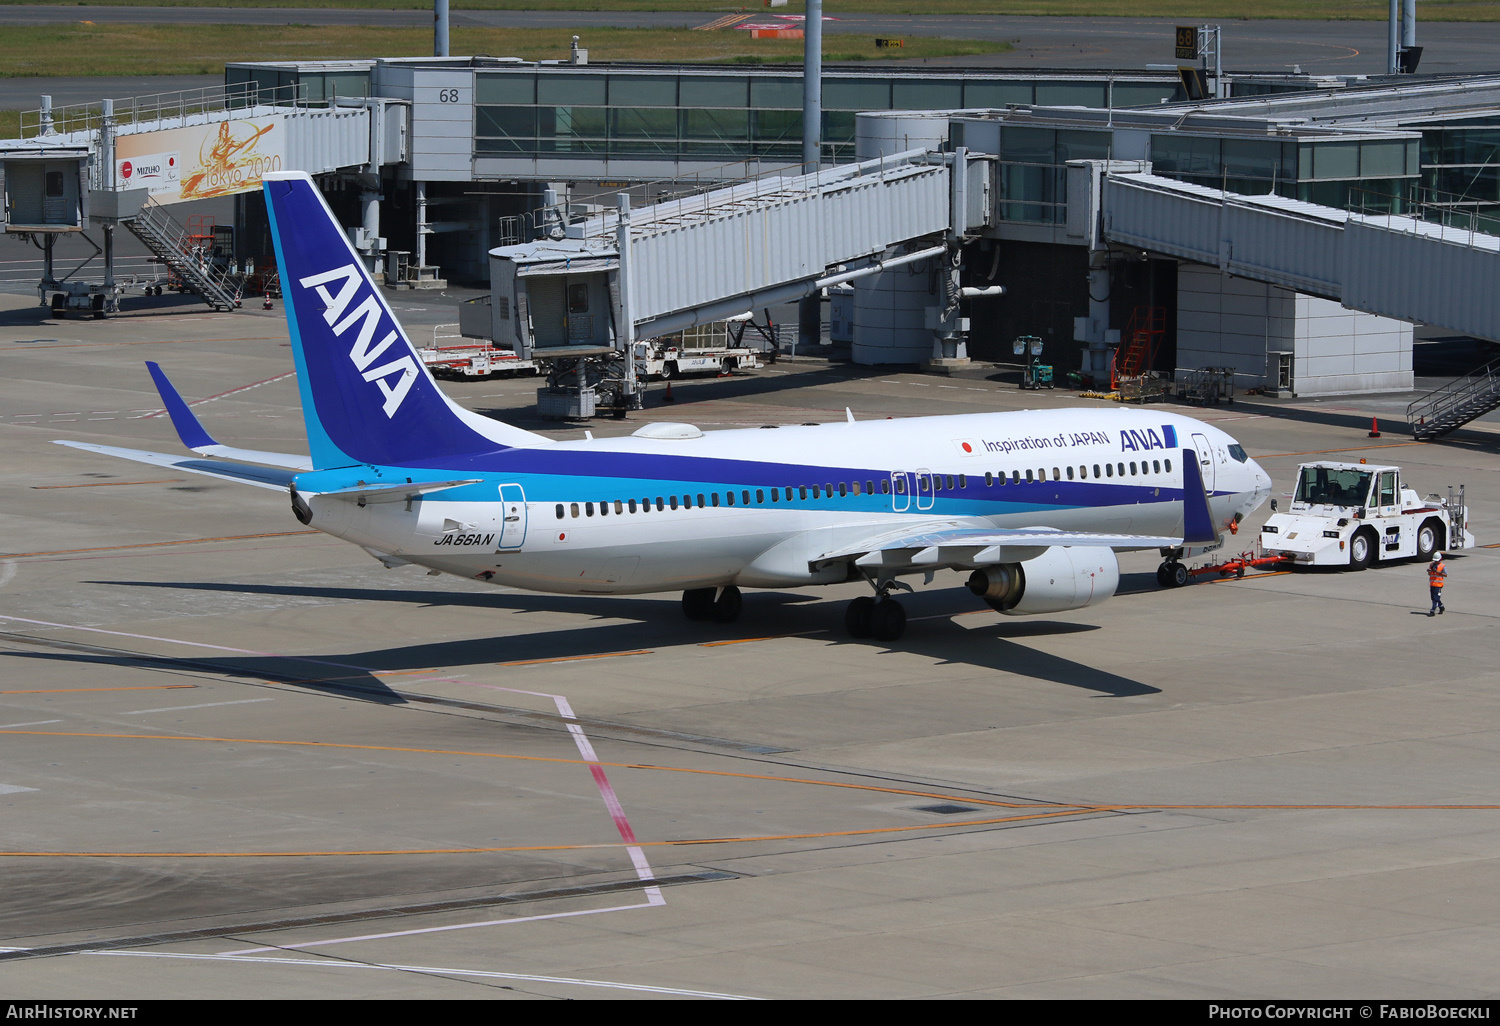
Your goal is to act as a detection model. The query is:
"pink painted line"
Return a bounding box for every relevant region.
[142,371,297,418]
[0,612,665,918]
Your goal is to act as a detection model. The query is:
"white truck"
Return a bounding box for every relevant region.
[416,324,538,379]
[633,320,761,380]
[1259,461,1473,569]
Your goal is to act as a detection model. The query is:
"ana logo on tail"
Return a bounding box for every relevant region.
[298,263,418,418]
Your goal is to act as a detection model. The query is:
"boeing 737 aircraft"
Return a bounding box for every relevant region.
[58,172,1272,642]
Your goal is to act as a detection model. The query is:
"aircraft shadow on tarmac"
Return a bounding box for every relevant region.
[65,578,1160,699]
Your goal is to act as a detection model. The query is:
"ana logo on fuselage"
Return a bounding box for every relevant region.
[298,263,418,418]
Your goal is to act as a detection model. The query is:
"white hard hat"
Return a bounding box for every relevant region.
[1434,552,1443,560]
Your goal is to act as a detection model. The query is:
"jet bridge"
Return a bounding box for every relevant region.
[1093,167,1500,344]
[481,147,991,415]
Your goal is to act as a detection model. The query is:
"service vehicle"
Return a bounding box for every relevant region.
[416,324,538,379]
[633,321,760,380]
[1259,461,1472,569]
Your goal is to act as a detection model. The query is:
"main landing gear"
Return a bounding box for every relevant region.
[1156,560,1189,588]
[682,585,742,623]
[844,583,908,642]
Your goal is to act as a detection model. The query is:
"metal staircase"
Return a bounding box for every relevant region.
[1407,356,1500,439]
[123,200,241,311]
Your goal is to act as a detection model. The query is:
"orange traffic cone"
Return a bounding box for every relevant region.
[1368,417,1381,438]
[662,379,675,403]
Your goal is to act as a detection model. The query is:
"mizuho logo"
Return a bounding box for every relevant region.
[299,263,418,418]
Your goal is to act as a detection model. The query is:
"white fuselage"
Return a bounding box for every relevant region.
[305,407,1271,595]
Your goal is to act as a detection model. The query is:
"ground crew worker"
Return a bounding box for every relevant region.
[1428,552,1448,616]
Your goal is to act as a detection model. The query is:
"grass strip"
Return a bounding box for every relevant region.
[0,24,1009,78]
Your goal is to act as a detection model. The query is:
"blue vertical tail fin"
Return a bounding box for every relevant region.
[263,171,545,469]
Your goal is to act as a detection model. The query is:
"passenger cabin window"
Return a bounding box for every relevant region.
[586,502,595,516]
[1025,470,1034,483]
[628,499,637,513]
[555,503,564,519]
[881,479,891,494]
[570,502,580,518]
[1165,459,1172,472]
[670,496,679,509]
[1105,465,1113,478]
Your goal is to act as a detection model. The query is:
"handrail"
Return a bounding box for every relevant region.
[1407,356,1500,432]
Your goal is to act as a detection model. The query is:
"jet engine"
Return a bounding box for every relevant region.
[966,545,1119,615]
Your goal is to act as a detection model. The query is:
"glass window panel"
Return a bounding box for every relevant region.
[1312,142,1359,180]
[963,81,1032,107]
[1360,141,1408,178]
[610,107,677,139]
[1002,127,1055,164]
[824,79,890,110]
[892,80,963,110]
[300,74,326,102]
[1111,82,1178,108]
[822,110,856,145]
[476,107,537,153]
[1151,135,1220,175]
[1406,139,1421,176]
[1035,82,1106,108]
[1222,139,1282,179]
[538,74,607,106]
[751,109,802,155]
[683,75,748,108]
[1056,129,1110,161]
[477,74,536,105]
[325,72,370,99]
[537,106,607,153]
[750,78,802,109]
[609,75,677,107]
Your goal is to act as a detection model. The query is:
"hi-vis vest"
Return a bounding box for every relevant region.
[1429,561,1448,588]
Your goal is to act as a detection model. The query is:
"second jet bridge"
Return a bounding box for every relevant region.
[483,148,991,362]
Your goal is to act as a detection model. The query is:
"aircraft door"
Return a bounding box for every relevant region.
[891,471,911,512]
[915,468,936,510]
[1190,433,1216,493]
[497,483,527,550]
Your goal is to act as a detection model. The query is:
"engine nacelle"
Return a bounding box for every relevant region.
[967,545,1119,616]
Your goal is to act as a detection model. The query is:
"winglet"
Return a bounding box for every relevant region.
[1181,446,1220,546]
[146,361,218,450]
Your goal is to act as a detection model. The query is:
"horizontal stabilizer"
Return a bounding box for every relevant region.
[53,441,295,492]
[312,479,484,505]
[146,361,313,470]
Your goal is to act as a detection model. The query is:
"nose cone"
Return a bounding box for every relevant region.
[1247,458,1273,511]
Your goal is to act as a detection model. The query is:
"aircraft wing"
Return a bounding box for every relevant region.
[52,440,295,492]
[146,361,313,471]
[812,523,1181,571]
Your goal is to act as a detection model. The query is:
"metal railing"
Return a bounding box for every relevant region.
[1407,356,1500,438]
[20,82,317,140]
[1348,184,1500,248]
[125,200,241,311]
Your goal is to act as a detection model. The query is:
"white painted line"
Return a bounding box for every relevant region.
[121,698,273,715]
[0,720,63,729]
[0,783,39,795]
[220,898,665,955]
[90,951,757,999]
[0,560,14,590]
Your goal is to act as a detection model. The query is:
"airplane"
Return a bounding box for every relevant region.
[57,171,1273,643]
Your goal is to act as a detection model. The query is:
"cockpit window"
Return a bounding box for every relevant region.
[1227,443,1249,463]
[1294,466,1371,507]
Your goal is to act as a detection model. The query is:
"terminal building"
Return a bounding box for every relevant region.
[4,54,1500,403]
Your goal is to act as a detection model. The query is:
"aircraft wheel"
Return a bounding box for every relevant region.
[682,587,715,621]
[845,596,875,638]
[710,585,743,624]
[1170,562,1190,588]
[1156,562,1173,588]
[871,599,906,642]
